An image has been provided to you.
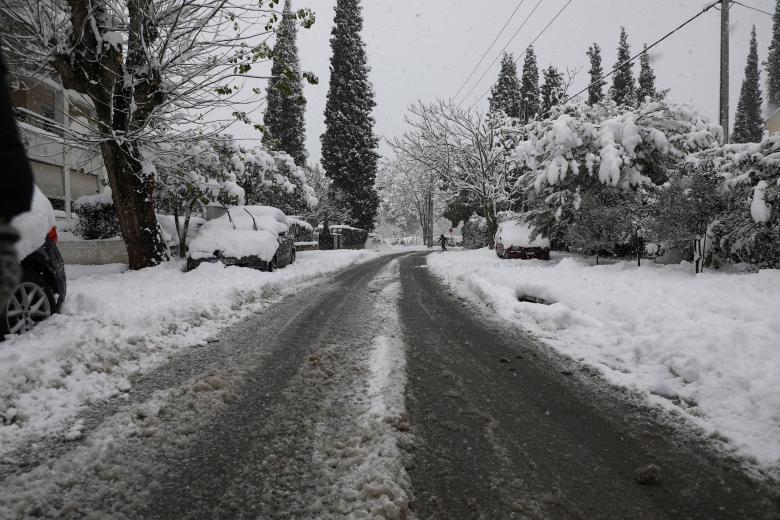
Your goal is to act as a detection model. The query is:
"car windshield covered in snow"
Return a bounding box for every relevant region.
[189,206,290,262]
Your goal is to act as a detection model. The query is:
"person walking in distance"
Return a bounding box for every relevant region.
[438,233,447,252]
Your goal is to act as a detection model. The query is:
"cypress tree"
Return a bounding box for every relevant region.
[767,0,780,111]
[320,0,379,231]
[637,44,656,103]
[610,27,636,106]
[263,0,308,166]
[733,26,765,143]
[540,65,565,116]
[519,46,540,123]
[489,53,522,118]
[586,43,605,105]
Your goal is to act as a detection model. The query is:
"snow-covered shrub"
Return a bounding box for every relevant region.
[74,193,119,240]
[516,100,722,244]
[462,214,490,249]
[647,161,726,272]
[288,217,314,242]
[705,134,780,267]
[564,189,634,264]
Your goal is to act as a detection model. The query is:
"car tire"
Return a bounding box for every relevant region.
[0,269,55,337]
[268,257,277,272]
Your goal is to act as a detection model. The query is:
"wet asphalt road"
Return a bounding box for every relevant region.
[3,251,778,519]
[399,253,778,519]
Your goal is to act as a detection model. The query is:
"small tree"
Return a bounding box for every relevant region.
[733,26,764,144]
[649,162,726,273]
[610,27,636,107]
[586,43,606,105]
[540,66,565,117]
[489,53,522,119]
[564,190,632,265]
[319,218,334,250]
[637,45,657,103]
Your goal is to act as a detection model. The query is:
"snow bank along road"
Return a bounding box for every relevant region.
[1,252,777,518]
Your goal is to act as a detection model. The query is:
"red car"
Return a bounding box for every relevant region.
[495,220,551,260]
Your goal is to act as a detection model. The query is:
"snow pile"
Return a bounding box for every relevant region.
[73,192,113,208]
[311,260,413,519]
[0,250,382,457]
[11,186,55,259]
[428,249,780,474]
[495,220,550,248]
[156,214,207,244]
[188,205,289,261]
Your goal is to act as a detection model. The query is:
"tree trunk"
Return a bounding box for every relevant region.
[484,204,498,249]
[426,191,434,248]
[693,236,706,274]
[635,227,641,267]
[100,140,169,269]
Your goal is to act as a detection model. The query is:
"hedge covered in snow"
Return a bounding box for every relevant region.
[74,193,120,240]
[462,214,489,249]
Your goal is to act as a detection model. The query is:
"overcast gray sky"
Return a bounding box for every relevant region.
[238,0,775,164]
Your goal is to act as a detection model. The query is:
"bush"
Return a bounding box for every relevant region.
[462,214,489,249]
[288,217,314,242]
[318,220,334,250]
[74,193,120,239]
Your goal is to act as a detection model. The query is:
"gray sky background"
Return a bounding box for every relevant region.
[234,0,775,164]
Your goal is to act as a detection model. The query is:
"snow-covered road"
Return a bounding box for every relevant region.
[0,252,776,519]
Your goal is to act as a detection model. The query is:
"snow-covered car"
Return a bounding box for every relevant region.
[186,205,296,272]
[1,187,66,337]
[494,220,551,260]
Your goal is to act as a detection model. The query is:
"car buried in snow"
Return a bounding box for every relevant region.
[186,205,296,272]
[1,187,67,338]
[494,220,551,260]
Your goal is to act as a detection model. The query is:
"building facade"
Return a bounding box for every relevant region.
[10,74,107,215]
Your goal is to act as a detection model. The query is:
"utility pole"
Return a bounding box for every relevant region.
[720,0,730,143]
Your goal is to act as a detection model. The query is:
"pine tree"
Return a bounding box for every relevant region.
[733,26,764,143]
[610,27,636,106]
[489,53,522,118]
[540,66,565,116]
[519,46,540,122]
[263,0,308,166]
[767,0,780,112]
[586,43,605,105]
[320,0,379,231]
[637,44,656,103]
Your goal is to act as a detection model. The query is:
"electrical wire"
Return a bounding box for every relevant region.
[452,0,528,101]
[469,0,574,109]
[456,0,546,105]
[548,0,721,118]
[730,0,773,17]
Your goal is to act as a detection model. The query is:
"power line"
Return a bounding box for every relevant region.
[730,0,773,17]
[469,0,574,109]
[456,0,546,105]
[452,0,528,101]
[547,1,721,120]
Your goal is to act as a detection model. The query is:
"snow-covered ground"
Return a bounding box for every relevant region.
[0,250,383,458]
[428,249,780,475]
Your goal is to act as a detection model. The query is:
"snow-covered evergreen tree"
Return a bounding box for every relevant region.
[263,0,308,166]
[586,43,605,105]
[610,27,636,107]
[637,45,656,103]
[489,53,522,118]
[519,47,540,123]
[733,26,765,144]
[767,0,780,112]
[320,0,379,231]
[540,66,565,117]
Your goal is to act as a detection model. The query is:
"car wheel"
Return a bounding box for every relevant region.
[290,249,296,265]
[268,257,277,272]
[1,270,55,337]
